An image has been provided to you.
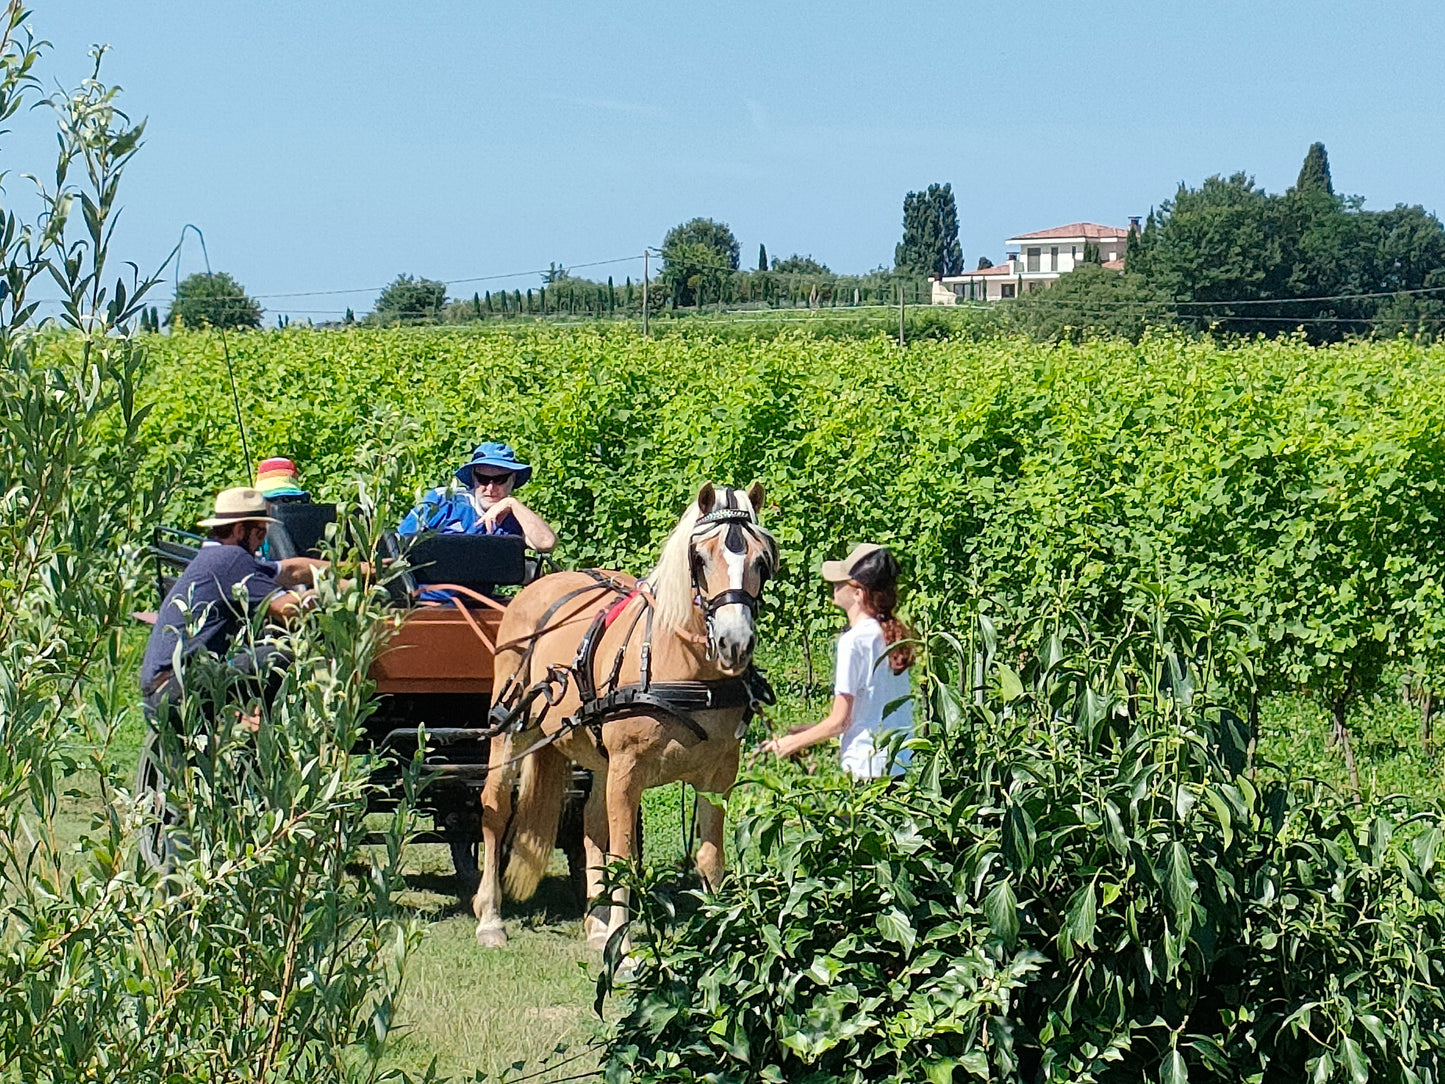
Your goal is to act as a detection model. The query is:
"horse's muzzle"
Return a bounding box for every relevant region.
[711,608,756,675]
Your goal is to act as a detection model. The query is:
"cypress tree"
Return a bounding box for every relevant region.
[539,286,546,314]
[608,276,615,315]
[626,278,633,307]
[758,243,768,271]
[514,290,522,314]
[484,290,493,313]
[526,288,534,314]
[472,292,481,319]
[1295,142,1334,196]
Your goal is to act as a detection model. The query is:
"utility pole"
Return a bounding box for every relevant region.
[898,285,905,349]
[642,250,650,339]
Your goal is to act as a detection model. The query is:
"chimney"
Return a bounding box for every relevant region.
[1128,216,1142,232]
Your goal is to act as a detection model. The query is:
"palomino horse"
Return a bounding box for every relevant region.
[474,482,777,950]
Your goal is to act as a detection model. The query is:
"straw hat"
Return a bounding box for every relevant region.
[197,487,279,527]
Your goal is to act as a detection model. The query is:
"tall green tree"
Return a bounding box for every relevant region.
[771,254,830,274]
[660,217,740,307]
[894,182,963,277]
[167,271,262,329]
[371,274,446,324]
[1295,141,1334,196]
[1128,173,1300,332]
[757,243,768,272]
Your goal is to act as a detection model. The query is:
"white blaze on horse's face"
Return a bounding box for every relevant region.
[692,484,775,676]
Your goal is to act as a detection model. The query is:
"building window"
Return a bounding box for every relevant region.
[1071,245,1078,260]
[1050,246,1059,271]
[1026,247,1041,273]
[1000,283,1016,299]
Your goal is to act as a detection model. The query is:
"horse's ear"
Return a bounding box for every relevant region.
[696,482,715,513]
[746,482,765,513]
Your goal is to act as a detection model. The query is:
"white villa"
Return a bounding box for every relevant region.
[932,221,1133,304]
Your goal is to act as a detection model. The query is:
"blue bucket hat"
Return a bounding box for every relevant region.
[455,441,532,489]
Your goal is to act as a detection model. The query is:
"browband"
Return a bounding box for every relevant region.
[696,508,755,527]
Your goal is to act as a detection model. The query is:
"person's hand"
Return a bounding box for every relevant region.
[761,734,797,759]
[480,497,516,531]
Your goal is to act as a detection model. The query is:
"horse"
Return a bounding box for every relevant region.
[473,482,777,950]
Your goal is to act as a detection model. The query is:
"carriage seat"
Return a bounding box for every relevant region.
[384,533,528,606]
[265,501,338,559]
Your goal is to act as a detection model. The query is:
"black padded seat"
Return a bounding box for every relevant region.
[409,534,527,594]
[266,502,337,559]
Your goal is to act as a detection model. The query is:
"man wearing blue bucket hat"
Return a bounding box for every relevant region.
[398,441,556,552]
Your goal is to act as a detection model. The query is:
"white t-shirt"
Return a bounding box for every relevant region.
[835,617,914,779]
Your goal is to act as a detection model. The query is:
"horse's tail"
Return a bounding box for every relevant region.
[502,741,566,901]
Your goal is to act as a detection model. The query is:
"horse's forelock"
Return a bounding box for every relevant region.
[647,485,774,632]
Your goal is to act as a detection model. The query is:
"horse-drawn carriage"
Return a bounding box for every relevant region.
[142,483,778,952]
[142,499,592,903]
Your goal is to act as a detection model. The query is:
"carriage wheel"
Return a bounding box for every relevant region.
[442,808,482,907]
[135,727,181,871]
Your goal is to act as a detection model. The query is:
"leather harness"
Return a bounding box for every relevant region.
[484,507,775,760]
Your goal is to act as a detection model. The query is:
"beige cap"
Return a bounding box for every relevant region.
[820,542,885,583]
[197,486,279,528]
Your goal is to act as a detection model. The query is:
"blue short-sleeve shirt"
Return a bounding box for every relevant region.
[140,543,285,688]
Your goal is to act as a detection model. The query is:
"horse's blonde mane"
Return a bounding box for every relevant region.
[646,499,705,633]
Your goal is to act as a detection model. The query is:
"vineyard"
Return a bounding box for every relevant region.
[103,322,1445,1081]
[137,326,1445,761]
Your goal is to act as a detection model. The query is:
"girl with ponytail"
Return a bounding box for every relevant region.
[761,543,915,780]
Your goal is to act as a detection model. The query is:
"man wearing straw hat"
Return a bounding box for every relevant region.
[139,486,326,724]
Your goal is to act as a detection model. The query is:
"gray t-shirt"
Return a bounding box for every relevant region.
[140,543,284,687]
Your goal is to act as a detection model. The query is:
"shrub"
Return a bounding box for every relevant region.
[603,595,1445,1083]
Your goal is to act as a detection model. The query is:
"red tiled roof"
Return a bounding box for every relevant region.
[1101,258,1125,270]
[948,264,1016,279]
[1008,222,1128,241]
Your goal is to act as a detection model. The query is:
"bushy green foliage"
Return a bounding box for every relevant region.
[1129,154,1445,340]
[604,598,1445,1083]
[0,16,427,1080]
[169,270,263,330]
[1008,264,1173,342]
[660,218,741,307]
[372,274,448,325]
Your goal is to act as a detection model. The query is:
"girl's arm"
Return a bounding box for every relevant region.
[762,694,853,759]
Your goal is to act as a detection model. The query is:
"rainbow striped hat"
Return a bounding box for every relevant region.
[254,457,308,499]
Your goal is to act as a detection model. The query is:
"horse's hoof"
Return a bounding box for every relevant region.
[476,924,508,948]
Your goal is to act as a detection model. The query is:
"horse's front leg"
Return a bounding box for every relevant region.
[582,770,611,950]
[603,757,643,955]
[693,792,726,891]
[475,733,515,948]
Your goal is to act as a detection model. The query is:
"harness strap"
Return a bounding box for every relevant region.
[568,678,754,743]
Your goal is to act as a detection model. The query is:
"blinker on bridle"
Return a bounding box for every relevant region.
[690,508,772,631]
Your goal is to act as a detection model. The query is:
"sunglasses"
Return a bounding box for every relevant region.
[472,470,514,487]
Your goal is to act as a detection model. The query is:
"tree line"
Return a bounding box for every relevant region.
[160,145,1445,342]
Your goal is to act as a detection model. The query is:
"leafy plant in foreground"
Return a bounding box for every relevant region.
[0,11,430,1080]
[602,593,1445,1083]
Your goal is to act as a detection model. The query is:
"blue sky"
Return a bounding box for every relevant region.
[14,1,1445,321]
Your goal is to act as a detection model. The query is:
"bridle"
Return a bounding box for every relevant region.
[689,507,775,652]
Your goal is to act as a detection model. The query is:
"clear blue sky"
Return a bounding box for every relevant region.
[15,0,1445,322]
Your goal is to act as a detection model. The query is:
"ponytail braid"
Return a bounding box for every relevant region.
[860,583,916,673]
